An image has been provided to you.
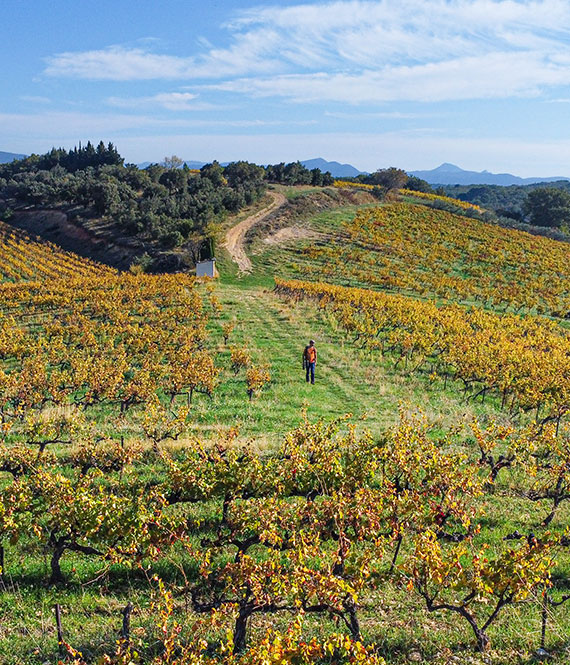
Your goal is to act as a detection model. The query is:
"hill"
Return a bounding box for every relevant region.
[0,218,115,281]
[409,162,570,185]
[246,193,570,318]
[300,157,364,177]
[440,181,570,238]
[0,150,27,163]
[0,146,337,272]
[0,144,269,271]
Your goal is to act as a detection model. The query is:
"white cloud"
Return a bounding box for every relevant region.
[107,92,215,111]
[20,95,52,105]
[44,1,570,89]
[44,47,190,81]
[44,36,282,81]
[0,111,172,137]
[232,0,570,66]
[32,0,570,113]
[207,50,570,103]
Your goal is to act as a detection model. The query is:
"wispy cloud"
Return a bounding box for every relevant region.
[41,0,570,106]
[0,111,188,138]
[20,95,52,105]
[209,51,570,103]
[106,92,215,111]
[44,35,282,81]
[45,47,193,81]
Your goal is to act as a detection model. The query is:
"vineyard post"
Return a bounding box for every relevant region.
[541,590,547,651]
[389,534,403,574]
[54,604,64,657]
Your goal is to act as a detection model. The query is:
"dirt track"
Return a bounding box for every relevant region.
[224,191,286,272]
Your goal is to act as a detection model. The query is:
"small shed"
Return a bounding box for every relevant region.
[196,259,219,278]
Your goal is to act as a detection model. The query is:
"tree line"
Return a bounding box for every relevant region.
[442,181,570,229]
[344,166,570,230]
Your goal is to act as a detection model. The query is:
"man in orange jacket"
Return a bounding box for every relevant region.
[303,339,317,384]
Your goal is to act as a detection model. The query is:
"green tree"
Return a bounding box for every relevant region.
[368,167,408,190]
[405,175,433,193]
[523,187,570,228]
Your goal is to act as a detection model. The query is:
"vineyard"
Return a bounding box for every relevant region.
[274,278,570,425]
[2,193,570,664]
[0,220,116,282]
[281,203,570,317]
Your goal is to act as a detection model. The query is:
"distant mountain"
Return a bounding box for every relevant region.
[409,163,570,186]
[136,157,365,177]
[0,151,27,164]
[301,158,364,178]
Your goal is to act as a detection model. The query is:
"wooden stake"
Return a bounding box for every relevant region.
[54,604,64,657]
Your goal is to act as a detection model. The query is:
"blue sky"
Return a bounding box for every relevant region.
[2,0,570,175]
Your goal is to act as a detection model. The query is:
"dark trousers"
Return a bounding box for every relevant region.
[306,362,315,384]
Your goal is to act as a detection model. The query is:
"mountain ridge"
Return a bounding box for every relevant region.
[409,163,570,186]
[300,158,363,177]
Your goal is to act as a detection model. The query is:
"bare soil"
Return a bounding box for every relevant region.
[224,191,286,272]
[246,188,376,244]
[262,225,322,246]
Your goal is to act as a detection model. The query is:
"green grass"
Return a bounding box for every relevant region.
[199,282,509,447]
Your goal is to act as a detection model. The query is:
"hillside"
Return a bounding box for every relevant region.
[443,180,570,215]
[0,145,269,272]
[242,192,570,318]
[0,145,340,272]
[0,218,115,281]
[1,187,570,663]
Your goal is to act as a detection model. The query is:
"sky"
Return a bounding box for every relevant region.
[2,0,570,176]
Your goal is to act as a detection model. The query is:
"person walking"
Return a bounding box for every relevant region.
[303,340,317,384]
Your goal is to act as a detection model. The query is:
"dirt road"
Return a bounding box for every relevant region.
[224,191,286,272]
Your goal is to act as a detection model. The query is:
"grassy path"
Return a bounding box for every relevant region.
[192,282,501,447]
